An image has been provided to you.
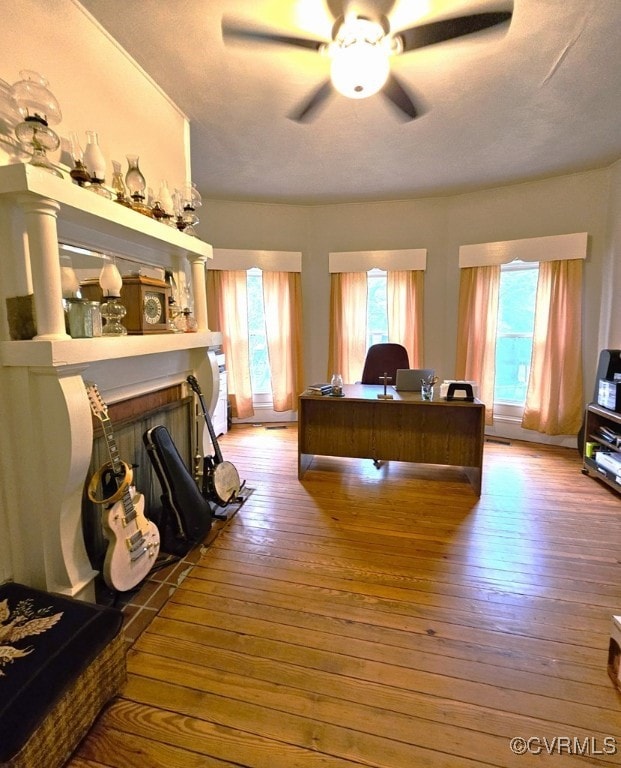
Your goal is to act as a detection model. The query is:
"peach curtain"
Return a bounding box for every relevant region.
[206,270,254,419]
[206,270,220,332]
[387,270,424,367]
[522,259,584,434]
[262,271,304,411]
[327,272,368,383]
[455,265,500,425]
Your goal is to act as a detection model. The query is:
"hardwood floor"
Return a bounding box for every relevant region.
[69,425,621,767]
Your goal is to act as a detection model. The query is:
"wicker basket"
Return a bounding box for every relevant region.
[2,630,126,768]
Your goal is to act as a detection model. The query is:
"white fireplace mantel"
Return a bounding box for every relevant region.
[1,331,217,368]
[0,163,217,600]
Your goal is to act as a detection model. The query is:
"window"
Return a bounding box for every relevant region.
[246,268,272,397]
[457,233,586,433]
[328,266,424,382]
[366,268,388,347]
[207,251,304,420]
[494,262,538,405]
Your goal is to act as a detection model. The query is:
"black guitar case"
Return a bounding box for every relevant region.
[143,425,213,555]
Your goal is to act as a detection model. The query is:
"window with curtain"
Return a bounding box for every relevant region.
[327,249,426,383]
[206,250,304,421]
[335,268,411,348]
[328,269,424,383]
[456,232,586,435]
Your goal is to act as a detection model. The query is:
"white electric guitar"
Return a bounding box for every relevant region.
[86,383,160,591]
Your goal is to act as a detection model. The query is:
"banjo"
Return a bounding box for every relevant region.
[187,374,242,506]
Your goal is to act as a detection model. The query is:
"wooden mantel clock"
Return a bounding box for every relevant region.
[80,275,172,334]
[120,275,172,334]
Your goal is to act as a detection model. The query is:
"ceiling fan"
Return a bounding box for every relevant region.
[221,2,512,122]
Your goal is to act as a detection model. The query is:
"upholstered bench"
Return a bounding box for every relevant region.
[0,581,126,768]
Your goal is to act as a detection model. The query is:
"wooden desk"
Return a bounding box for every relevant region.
[298,384,485,494]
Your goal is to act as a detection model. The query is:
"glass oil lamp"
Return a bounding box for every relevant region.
[179,183,201,236]
[125,155,152,217]
[12,70,63,177]
[172,188,187,231]
[158,180,174,214]
[99,259,127,336]
[68,132,90,186]
[111,160,131,206]
[84,131,111,198]
[174,307,198,333]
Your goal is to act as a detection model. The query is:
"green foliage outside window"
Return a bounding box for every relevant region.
[494,264,538,404]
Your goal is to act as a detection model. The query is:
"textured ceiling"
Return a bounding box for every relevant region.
[80,0,621,204]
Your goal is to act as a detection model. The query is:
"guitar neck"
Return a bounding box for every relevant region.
[196,390,224,465]
[100,415,137,522]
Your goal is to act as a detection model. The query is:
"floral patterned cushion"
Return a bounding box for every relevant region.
[0,581,123,762]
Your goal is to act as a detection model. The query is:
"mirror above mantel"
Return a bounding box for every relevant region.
[0,163,212,344]
[59,242,201,339]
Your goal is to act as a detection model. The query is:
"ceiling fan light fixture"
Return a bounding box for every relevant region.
[329,17,391,100]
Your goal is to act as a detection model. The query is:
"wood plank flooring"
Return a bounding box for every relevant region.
[69,425,621,767]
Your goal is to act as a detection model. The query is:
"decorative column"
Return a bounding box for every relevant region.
[19,195,70,340]
[11,365,97,600]
[189,254,209,332]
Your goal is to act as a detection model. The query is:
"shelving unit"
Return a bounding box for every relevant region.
[582,402,621,493]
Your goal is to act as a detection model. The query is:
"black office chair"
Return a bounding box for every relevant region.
[360,343,410,385]
[360,343,410,468]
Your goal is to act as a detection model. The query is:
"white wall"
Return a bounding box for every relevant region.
[600,160,621,351]
[0,0,189,192]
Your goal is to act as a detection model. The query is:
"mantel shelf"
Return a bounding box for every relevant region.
[0,163,212,266]
[0,331,220,369]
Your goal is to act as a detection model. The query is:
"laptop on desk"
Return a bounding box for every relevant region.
[394,368,435,392]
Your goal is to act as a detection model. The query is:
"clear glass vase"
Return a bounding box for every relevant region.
[330,373,344,396]
[421,382,434,400]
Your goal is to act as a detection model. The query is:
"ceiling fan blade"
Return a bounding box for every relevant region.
[397,11,512,53]
[381,74,420,121]
[222,18,324,51]
[289,80,334,123]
